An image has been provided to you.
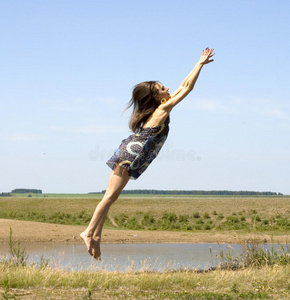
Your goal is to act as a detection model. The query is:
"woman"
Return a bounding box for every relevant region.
[80,48,215,260]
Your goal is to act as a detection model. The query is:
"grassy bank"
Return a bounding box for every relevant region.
[1,265,290,299]
[0,195,289,235]
[1,226,290,299]
[1,234,290,299]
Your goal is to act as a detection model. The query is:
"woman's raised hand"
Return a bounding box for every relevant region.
[199,48,215,64]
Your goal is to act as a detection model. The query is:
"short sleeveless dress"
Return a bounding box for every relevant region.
[106,116,170,179]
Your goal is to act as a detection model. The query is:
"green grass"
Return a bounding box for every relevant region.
[1,195,289,235]
[1,256,289,299]
[113,210,289,232]
[0,228,289,299]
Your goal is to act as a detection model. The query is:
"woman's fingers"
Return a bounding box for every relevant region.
[206,49,215,59]
[203,48,214,57]
[199,48,214,64]
[200,48,214,64]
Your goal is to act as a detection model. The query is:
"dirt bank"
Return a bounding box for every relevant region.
[0,219,287,245]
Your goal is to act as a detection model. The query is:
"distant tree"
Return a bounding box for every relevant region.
[11,189,42,194]
[88,192,102,194]
[116,189,280,196]
[0,192,12,197]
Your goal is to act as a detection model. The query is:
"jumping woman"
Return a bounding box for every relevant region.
[80,47,215,260]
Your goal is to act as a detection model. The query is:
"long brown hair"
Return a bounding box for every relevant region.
[125,81,160,133]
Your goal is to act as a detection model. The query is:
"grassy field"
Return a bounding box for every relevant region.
[0,228,289,300]
[1,265,289,299]
[1,194,290,299]
[0,194,289,235]
[1,231,290,300]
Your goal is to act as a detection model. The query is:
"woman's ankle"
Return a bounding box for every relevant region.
[81,231,101,242]
[81,231,92,238]
[93,235,101,242]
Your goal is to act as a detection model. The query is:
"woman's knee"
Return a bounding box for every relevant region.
[103,185,122,202]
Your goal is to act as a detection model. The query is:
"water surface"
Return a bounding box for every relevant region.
[0,242,243,271]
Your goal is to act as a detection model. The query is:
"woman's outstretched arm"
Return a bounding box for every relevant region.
[162,48,214,112]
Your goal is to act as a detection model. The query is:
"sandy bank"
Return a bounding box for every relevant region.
[0,219,287,245]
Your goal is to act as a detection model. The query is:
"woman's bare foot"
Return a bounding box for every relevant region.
[80,232,101,260]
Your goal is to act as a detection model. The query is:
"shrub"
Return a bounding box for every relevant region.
[226,215,240,224]
[115,213,129,227]
[192,212,200,219]
[125,217,142,230]
[203,212,211,219]
[218,242,290,270]
[263,219,269,225]
[204,223,212,230]
[196,219,204,225]
[256,215,262,222]
[162,212,177,223]
[141,213,155,228]
[178,214,189,223]
[7,228,29,267]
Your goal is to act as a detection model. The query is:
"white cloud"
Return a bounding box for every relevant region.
[186,95,289,119]
[75,125,128,134]
[42,96,123,113]
[231,96,288,119]
[184,97,234,113]
[51,124,128,134]
[1,134,43,141]
[262,108,286,118]
[191,99,233,112]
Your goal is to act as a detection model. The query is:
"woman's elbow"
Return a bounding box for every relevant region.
[183,85,194,93]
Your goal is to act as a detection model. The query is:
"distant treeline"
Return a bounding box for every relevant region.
[92,190,282,196]
[11,189,42,194]
[0,192,12,197]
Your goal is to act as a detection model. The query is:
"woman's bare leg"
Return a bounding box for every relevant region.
[80,165,129,259]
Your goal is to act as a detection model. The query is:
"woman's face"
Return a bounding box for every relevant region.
[156,83,170,101]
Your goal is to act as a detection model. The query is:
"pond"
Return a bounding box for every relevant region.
[0,242,243,272]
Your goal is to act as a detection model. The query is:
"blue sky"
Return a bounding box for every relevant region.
[1,0,289,194]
